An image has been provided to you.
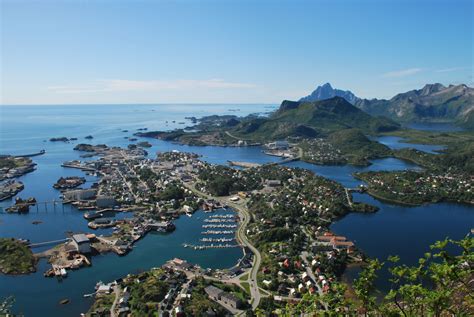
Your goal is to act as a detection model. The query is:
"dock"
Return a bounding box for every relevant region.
[182,243,239,250]
[61,163,96,172]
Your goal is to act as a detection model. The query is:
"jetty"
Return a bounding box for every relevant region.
[227,161,261,168]
[200,237,235,243]
[10,150,46,158]
[182,243,239,250]
[209,214,236,218]
[61,161,96,172]
[201,230,235,235]
[266,156,300,166]
[202,224,237,229]
[203,218,236,223]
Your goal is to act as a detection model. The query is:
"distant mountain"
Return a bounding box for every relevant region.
[355,84,474,129]
[232,97,400,140]
[299,83,360,105]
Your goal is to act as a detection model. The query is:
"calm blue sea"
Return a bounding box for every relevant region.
[0,104,472,316]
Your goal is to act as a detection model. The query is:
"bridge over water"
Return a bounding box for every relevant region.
[29,238,70,248]
[0,200,80,213]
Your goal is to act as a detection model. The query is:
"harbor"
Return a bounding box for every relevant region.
[183,208,240,251]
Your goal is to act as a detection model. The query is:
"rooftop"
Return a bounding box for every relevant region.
[72,233,89,244]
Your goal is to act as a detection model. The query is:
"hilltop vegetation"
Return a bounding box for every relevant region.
[231,97,399,141]
[279,237,473,316]
[0,238,37,275]
[328,129,391,165]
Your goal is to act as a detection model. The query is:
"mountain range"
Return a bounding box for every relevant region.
[354,83,474,128]
[300,82,474,129]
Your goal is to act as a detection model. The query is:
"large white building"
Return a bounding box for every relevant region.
[265,140,289,150]
[64,189,96,201]
[71,234,91,253]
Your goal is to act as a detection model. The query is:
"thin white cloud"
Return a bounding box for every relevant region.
[48,78,256,94]
[435,66,469,73]
[382,68,422,78]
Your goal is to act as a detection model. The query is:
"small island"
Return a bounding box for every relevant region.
[0,238,37,275]
[49,137,70,142]
[53,176,86,190]
[137,141,152,148]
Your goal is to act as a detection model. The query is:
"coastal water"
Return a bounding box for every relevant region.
[374,135,445,154]
[1,104,473,316]
[0,210,242,316]
[405,122,465,132]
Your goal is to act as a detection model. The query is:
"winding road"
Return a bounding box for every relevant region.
[226,199,262,310]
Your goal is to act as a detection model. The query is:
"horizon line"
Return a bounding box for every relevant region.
[0,102,280,107]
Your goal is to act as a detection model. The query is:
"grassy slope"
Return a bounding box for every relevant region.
[231,97,400,141]
[328,129,392,163]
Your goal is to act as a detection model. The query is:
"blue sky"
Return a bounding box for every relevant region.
[1,0,472,104]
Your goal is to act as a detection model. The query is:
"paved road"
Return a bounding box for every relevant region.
[227,199,262,310]
[301,252,328,310]
[109,284,121,317]
[344,188,353,207]
[225,131,241,140]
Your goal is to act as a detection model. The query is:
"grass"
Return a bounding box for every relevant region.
[86,293,115,315]
[384,129,474,145]
[239,272,249,282]
[241,281,251,295]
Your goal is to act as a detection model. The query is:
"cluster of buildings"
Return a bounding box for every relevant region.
[90,257,246,317]
[359,171,473,204]
[53,176,86,190]
[312,232,355,254]
[258,230,356,300]
[0,156,36,181]
[0,156,36,201]
[204,285,243,311]
[300,138,345,164]
[90,265,189,317]
[0,180,24,202]
[252,168,348,231]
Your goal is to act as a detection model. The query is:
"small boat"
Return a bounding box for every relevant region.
[84,211,104,220]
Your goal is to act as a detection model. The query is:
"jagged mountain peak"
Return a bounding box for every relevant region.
[420,83,445,96]
[299,83,360,104]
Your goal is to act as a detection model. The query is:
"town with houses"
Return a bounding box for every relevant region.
[0,141,373,316]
